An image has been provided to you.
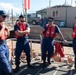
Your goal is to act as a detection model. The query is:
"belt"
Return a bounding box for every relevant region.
[44,37,53,41]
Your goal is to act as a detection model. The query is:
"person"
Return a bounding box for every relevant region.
[0,10,13,75]
[72,17,76,70]
[40,17,67,67]
[40,16,48,27]
[14,15,33,72]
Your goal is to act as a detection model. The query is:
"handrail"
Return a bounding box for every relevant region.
[7,38,72,47]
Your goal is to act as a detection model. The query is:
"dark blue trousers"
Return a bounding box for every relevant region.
[41,38,54,61]
[15,41,30,66]
[73,38,76,63]
[0,44,12,75]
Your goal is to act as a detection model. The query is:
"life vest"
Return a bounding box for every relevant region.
[54,42,65,57]
[72,24,76,39]
[14,23,28,38]
[43,24,56,38]
[0,25,8,40]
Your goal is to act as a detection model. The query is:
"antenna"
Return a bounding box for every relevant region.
[65,0,66,5]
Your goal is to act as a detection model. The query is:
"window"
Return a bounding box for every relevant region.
[56,11,58,17]
[53,11,58,17]
[53,11,55,17]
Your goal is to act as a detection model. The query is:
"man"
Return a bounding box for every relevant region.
[40,17,67,67]
[14,15,33,72]
[72,17,76,70]
[0,10,13,75]
[40,16,48,27]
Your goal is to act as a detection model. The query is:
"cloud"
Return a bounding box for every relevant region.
[0,2,22,15]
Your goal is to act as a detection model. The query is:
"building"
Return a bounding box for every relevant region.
[36,5,76,27]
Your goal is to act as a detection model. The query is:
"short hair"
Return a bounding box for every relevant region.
[48,17,54,20]
[19,15,24,18]
[0,10,8,17]
[75,17,76,19]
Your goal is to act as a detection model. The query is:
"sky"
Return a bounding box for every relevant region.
[0,0,76,16]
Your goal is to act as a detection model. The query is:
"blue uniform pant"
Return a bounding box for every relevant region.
[41,38,54,61]
[0,44,12,75]
[15,41,30,66]
[73,38,76,63]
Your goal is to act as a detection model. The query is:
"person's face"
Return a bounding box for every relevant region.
[48,19,54,26]
[0,15,6,22]
[19,18,25,24]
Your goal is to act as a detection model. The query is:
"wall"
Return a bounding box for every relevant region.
[29,25,73,41]
[46,7,76,27]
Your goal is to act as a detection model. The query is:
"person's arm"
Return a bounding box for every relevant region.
[55,25,67,43]
[15,23,30,37]
[14,25,24,37]
[0,24,5,37]
[40,27,45,35]
[19,27,30,34]
[58,31,66,41]
[4,25,10,37]
[40,25,47,35]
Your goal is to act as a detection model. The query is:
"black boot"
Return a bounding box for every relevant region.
[9,72,13,75]
[27,63,34,68]
[14,65,20,72]
[47,58,51,64]
[42,60,46,68]
[75,63,76,70]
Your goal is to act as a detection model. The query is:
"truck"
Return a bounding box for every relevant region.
[26,13,41,25]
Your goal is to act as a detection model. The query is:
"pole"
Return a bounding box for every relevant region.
[11,9,13,25]
[65,8,67,27]
[25,9,27,22]
[71,0,73,6]
[22,0,24,15]
[65,0,66,5]
[49,0,51,7]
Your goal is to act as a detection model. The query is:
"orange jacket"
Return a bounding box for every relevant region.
[72,24,76,39]
[43,24,56,38]
[14,23,28,38]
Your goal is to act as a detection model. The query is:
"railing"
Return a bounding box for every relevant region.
[6,38,73,64]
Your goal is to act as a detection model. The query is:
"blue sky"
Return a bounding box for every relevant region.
[0,0,75,15]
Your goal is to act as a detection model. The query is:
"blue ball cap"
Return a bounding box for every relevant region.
[0,10,8,17]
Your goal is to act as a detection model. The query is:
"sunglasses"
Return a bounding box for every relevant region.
[20,20,25,22]
[48,20,53,22]
[2,15,6,18]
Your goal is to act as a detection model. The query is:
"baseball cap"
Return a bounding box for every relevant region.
[0,10,8,18]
